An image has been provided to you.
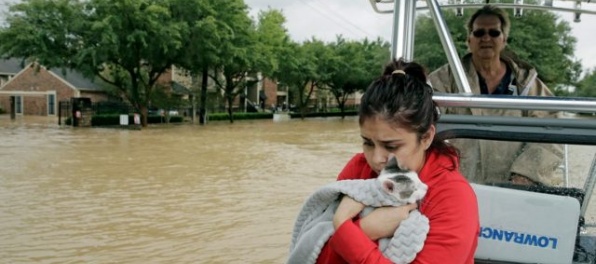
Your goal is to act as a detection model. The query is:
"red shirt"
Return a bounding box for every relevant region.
[316,150,479,264]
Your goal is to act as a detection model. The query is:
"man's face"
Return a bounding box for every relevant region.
[468,15,507,59]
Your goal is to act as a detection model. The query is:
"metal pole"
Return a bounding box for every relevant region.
[564,144,569,187]
[404,0,417,61]
[426,0,472,94]
[391,0,407,59]
[58,101,62,125]
[433,94,596,113]
[581,153,596,219]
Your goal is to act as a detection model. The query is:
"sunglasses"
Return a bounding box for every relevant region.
[472,29,502,38]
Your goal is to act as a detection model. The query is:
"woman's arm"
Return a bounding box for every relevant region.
[318,196,417,264]
[359,204,418,240]
[412,180,479,264]
[323,196,394,264]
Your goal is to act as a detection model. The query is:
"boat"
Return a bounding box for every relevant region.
[368,1,596,263]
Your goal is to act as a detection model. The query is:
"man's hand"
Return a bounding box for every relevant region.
[333,196,366,229]
[359,203,418,240]
[510,173,538,185]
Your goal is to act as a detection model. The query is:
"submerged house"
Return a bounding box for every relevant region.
[0,59,109,116]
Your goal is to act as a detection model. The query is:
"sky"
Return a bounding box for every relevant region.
[244,0,596,73]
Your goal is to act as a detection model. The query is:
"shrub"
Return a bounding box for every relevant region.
[64,114,183,127]
[207,112,273,121]
[289,111,358,118]
[91,114,183,126]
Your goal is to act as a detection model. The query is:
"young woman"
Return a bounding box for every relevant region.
[316,59,479,264]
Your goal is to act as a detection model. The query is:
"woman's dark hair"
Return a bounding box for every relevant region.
[359,58,459,167]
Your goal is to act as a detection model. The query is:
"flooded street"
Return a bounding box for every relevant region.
[0,115,594,263]
[0,115,362,263]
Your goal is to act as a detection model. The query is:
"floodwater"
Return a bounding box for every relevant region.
[0,115,362,263]
[0,115,595,263]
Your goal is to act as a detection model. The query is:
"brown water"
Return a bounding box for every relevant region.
[1,115,595,263]
[0,115,362,263]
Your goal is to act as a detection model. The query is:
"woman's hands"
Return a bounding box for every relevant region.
[333,195,418,241]
[360,203,418,240]
[333,196,365,229]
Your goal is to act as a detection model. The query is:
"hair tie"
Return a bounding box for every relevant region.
[392,70,406,76]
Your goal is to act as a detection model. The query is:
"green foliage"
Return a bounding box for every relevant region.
[92,114,182,126]
[207,112,273,121]
[204,0,261,123]
[253,8,290,78]
[146,115,183,124]
[577,68,596,98]
[206,111,356,120]
[170,0,220,72]
[413,3,581,88]
[322,36,390,116]
[0,0,216,126]
[289,111,358,119]
[65,114,182,126]
[150,84,186,112]
[273,39,320,119]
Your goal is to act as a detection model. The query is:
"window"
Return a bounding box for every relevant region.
[48,94,56,115]
[14,95,22,114]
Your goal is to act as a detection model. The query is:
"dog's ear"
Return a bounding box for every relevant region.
[386,155,398,169]
[386,155,410,171]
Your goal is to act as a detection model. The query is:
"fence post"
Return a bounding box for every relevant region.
[58,101,62,125]
[9,96,15,120]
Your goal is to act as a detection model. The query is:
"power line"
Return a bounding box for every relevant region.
[296,0,376,40]
[312,0,381,39]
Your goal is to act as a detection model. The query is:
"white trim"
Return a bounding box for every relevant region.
[0,90,55,96]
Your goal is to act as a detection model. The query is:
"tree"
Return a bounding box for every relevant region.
[322,37,390,118]
[253,8,291,79]
[274,40,320,120]
[577,68,596,98]
[273,41,324,118]
[413,1,582,91]
[0,0,211,127]
[150,83,186,123]
[171,0,223,125]
[206,0,257,123]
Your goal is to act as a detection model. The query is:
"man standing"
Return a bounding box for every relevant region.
[428,5,563,186]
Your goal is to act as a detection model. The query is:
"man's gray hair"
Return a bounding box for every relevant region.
[467,5,511,37]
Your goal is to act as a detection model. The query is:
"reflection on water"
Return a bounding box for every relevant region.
[0,115,361,263]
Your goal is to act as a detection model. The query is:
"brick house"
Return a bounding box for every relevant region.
[0,59,109,116]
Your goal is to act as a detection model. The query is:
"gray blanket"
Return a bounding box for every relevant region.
[287,179,429,264]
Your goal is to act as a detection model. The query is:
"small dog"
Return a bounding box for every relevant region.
[377,156,428,204]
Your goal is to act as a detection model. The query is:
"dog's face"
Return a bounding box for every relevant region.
[377,156,428,204]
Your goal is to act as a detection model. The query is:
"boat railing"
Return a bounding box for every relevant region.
[433,93,596,113]
[370,0,596,15]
